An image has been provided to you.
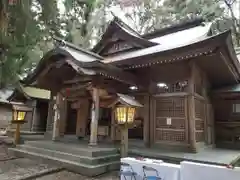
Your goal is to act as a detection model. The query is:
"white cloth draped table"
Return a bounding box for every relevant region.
[181,161,240,180]
[121,157,180,180]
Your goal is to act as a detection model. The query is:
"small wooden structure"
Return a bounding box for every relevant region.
[8,84,50,132]
[22,16,240,152]
[0,89,14,130]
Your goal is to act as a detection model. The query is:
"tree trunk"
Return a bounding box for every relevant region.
[224,0,240,46]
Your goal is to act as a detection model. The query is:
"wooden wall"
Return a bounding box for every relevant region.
[147,60,213,151]
[213,98,240,145]
[0,104,12,130]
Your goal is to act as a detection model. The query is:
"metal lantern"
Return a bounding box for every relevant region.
[115,106,136,125]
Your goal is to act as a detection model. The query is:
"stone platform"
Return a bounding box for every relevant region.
[129,146,240,166]
[8,140,120,177]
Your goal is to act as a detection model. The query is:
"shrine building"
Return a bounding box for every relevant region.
[21,16,240,153]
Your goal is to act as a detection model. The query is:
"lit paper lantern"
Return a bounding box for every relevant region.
[115,106,136,125]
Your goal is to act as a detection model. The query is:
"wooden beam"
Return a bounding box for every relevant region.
[38,60,65,79]
[61,83,90,93]
[63,76,92,85]
[66,92,90,101]
[219,49,239,83]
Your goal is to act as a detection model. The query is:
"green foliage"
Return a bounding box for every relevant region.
[0,0,98,87]
[122,0,225,34]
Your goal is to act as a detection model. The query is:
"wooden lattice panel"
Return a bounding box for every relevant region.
[156,129,185,142]
[156,97,185,117]
[195,119,204,130]
[195,98,205,119]
[196,131,204,142]
[156,117,185,129]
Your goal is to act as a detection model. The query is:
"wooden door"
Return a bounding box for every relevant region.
[65,103,77,134]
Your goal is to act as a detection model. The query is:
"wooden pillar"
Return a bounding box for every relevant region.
[59,97,67,137]
[31,100,38,131]
[110,107,116,141]
[188,62,197,152]
[143,94,150,147]
[149,81,155,146]
[120,124,128,157]
[76,99,89,138]
[14,124,21,144]
[52,93,61,141]
[44,93,55,138]
[89,88,100,146]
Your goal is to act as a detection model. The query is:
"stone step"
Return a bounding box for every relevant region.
[24,141,118,157]
[17,144,120,165]
[8,148,120,177]
[7,130,44,137]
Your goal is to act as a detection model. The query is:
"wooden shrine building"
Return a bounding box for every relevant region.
[22,16,240,152]
[8,84,50,132]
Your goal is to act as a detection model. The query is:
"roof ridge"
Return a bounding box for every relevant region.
[110,12,140,36]
[114,21,158,46]
[142,17,205,39]
[53,36,103,60]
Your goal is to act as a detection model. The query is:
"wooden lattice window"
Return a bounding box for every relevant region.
[195,120,204,130]
[156,117,185,129]
[156,97,185,118]
[156,130,185,142]
[195,99,205,120]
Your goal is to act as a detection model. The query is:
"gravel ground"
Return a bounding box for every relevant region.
[0,144,15,161]
[0,144,119,180]
[35,170,119,180]
[0,158,59,180]
[0,144,59,180]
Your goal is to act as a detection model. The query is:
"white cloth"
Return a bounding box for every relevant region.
[181,161,240,180]
[121,157,180,180]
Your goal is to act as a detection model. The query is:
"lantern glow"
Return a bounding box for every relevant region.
[115,106,136,125]
[13,110,26,121]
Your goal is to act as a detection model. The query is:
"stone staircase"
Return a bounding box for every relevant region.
[8,140,120,176]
